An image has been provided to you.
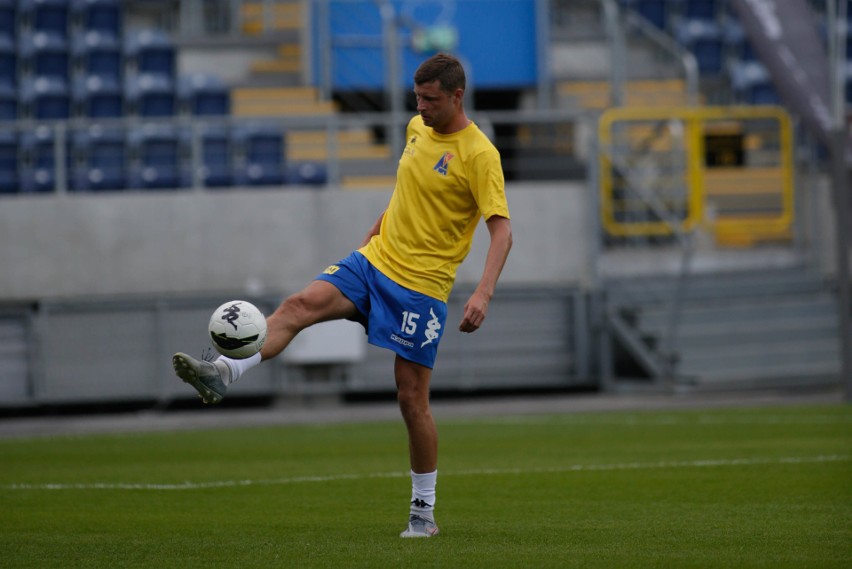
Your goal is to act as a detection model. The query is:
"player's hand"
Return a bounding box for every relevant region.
[459,291,489,333]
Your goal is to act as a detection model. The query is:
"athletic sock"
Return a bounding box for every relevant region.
[410,469,437,514]
[217,352,262,385]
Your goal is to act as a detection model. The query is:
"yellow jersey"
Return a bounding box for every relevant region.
[359,115,510,302]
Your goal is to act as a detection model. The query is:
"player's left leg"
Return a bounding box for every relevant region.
[395,355,440,538]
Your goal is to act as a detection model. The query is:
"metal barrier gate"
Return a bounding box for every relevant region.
[598,106,795,247]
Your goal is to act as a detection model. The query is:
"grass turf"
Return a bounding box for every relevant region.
[0,404,849,568]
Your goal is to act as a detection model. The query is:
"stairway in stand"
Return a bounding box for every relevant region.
[231,1,397,189]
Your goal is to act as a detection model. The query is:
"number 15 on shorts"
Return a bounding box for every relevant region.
[401,311,420,334]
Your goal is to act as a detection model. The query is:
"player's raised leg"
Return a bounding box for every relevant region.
[174,280,359,403]
[395,356,440,538]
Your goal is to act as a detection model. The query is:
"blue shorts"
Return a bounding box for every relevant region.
[315,251,447,368]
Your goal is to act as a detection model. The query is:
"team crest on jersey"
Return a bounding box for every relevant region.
[433,152,454,176]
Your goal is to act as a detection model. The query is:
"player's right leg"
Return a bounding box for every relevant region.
[261,280,360,360]
[174,280,359,404]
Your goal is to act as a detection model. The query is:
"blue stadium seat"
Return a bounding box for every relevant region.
[178,73,230,116]
[681,0,717,21]
[0,129,17,193]
[20,0,69,37]
[72,30,122,81]
[622,0,668,30]
[19,125,70,193]
[0,33,15,88]
[73,74,121,117]
[286,162,327,186]
[71,125,126,191]
[71,0,121,37]
[233,124,285,187]
[730,60,779,105]
[0,0,15,41]
[0,82,15,119]
[20,76,70,119]
[128,123,181,189]
[124,28,175,78]
[675,18,724,75]
[20,30,69,82]
[125,73,175,117]
[182,124,233,188]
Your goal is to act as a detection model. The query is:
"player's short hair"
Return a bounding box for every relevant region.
[414,53,466,93]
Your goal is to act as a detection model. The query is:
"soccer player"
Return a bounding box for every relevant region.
[173,53,512,538]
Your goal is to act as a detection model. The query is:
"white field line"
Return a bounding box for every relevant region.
[447,415,852,426]
[2,454,848,492]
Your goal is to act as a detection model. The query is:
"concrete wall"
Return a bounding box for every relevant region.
[0,182,592,301]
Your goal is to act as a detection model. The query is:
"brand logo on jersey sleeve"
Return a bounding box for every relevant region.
[433,152,454,176]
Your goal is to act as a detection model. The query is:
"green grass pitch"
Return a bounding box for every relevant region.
[1,404,850,568]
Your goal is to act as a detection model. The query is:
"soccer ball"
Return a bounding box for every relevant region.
[208,300,268,359]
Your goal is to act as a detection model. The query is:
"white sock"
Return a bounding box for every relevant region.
[410,470,437,511]
[217,352,262,385]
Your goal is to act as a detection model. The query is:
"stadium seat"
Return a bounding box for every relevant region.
[20,76,70,119]
[72,30,122,82]
[286,162,327,186]
[73,74,122,117]
[0,82,15,119]
[71,125,126,191]
[233,124,285,186]
[70,0,122,37]
[675,18,724,75]
[19,125,71,193]
[178,73,230,116]
[20,0,69,37]
[124,28,175,78]
[19,30,70,82]
[0,130,17,193]
[0,0,15,41]
[128,123,181,189]
[125,73,175,117]
[684,0,718,21]
[182,124,233,188]
[622,0,668,30]
[730,60,779,105]
[0,33,15,88]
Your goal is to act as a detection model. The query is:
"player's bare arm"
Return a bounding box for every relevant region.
[360,210,385,247]
[459,215,512,333]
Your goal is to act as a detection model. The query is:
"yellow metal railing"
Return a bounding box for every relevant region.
[598,106,795,245]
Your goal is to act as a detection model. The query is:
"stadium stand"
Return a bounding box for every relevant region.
[0,0,15,40]
[128,122,180,190]
[124,72,175,117]
[19,30,69,81]
[0,81,14,119]
[70,124,125,191]
[73,73,121,117]
[123,27,174,78]
[19,0,69,38]
[0,129,16,192]
[232,122,286,186]
[181,123,233,188]
[20,75,70,119]
[71,29,122,81]
[19,124,66,192]
[70,0,121,37]
[178,72,230,116]
[0,32,14,87]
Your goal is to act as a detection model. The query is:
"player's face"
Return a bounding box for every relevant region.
[414,80,460,133]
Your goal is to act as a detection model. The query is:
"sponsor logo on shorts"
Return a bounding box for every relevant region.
[323,265,340,275]
[420,308,442,347]
[390,334,414,348]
